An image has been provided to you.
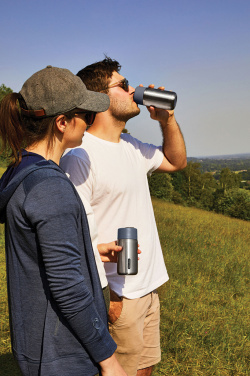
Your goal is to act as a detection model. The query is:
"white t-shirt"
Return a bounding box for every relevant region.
[73,192,108,289]
[60,132,169,299]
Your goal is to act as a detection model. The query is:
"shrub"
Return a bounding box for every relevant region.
[148,173,173,200]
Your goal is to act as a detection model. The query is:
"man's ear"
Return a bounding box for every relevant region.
[56,115,67,133]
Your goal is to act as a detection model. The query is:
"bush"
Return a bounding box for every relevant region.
[214,188,250,221]
[171,191,185,205]
[199,189,214,210]
[225,189,250,221]
[148,173,173,201]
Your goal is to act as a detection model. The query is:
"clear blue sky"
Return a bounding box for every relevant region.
[1,0,249,157]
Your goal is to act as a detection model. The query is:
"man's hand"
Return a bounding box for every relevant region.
[138,84,187,172]
[140,84,175,124]
[147,104,175,124]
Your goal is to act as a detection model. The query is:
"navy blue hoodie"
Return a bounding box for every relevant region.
[0,155,116,375]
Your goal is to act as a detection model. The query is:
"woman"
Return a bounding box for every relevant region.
[0,66,127,376]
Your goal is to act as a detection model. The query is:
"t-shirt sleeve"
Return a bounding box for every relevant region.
[124,134,164,175]
[60,150,94,204]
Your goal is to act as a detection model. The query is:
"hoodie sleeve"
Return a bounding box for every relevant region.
[23,175,116,363]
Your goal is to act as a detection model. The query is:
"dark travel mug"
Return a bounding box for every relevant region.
[117,227,138,275]
[133,86,177,110]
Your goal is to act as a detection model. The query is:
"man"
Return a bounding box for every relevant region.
[60,57,187,376]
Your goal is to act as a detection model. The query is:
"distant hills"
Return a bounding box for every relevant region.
[188,153,250,160]
[187,153,250,173]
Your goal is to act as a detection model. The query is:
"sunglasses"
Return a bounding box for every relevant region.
[74,111,96,126]
[101,78,129,92]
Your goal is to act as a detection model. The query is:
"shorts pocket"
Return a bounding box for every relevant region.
[108,289,123,324]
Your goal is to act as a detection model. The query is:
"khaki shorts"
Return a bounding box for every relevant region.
[108,290,161,376]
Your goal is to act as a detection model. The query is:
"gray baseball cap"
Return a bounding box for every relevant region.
[20,65,110,117]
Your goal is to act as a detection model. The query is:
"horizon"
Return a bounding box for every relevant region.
[188,152,250,159]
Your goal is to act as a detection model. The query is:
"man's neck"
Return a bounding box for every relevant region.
[87,114,125,143]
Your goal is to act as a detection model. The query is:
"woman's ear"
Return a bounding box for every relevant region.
[56,115,67,133]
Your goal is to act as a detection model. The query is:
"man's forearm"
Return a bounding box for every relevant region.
[160,114,187,170]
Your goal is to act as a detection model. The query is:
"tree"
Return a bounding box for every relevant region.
[180,161,202,201]
[171,171,185,196]
[0,84,13,166]
[219,168,241,190]
[148,173,173,200]
[171,190,185,205]
[224,189,250,220]
[0,84,13,103]
[201,172,217,190]
[199,189,215,210]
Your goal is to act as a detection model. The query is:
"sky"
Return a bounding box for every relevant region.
[1,0,249,157]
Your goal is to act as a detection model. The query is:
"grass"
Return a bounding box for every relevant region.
[0,224,9,354]
[152,198,250,375]
[0,222,22,376]
[0,198,249,375]
[0,167,6,177]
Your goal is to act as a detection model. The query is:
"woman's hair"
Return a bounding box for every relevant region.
[0,93,74,165]
[77,56,121,94]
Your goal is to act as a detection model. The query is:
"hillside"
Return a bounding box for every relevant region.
[1,199,249,375]
[152,198,250,375]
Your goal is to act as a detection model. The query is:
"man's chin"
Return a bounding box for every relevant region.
[126,108,140,122]
[131,106,141,118]
[114,106,140,123]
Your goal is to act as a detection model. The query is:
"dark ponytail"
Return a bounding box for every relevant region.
[0,93,24,164]
[0,93,77,166]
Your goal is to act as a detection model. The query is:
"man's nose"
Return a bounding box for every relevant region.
[129,84,135,93]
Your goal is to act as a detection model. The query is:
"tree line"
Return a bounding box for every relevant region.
[148,162,250,221]
[0,84,12,102]
[189,156,250,174]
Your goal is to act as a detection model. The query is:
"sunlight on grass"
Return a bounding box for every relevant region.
[0,225,11,352]
[0,224,22,374]
[152,199,250,375]
[0,200,249,375]
[0,167,7,177]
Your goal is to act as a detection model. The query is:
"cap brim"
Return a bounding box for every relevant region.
[77,90,110,113]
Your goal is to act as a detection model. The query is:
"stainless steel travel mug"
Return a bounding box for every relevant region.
[117,227,138,275]
[133,86,177,110]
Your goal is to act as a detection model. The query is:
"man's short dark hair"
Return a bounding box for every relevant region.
[77,56,121,94]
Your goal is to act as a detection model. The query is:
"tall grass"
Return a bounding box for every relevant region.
[0,199,249,375]
[0,223,9,353]
[152,198,249,375]
[0,167,6,178]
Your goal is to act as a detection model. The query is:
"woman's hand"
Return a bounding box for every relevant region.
[98,241,141,263]
[99,354,128,376]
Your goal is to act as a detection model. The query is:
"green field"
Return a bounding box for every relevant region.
[0,167,6,177]
[0,199,249,375]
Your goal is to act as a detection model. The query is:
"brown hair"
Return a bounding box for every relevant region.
[0,93,74,165]
[77,56,121,94]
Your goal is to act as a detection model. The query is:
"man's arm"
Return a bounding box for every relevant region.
[146,86,187,173]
